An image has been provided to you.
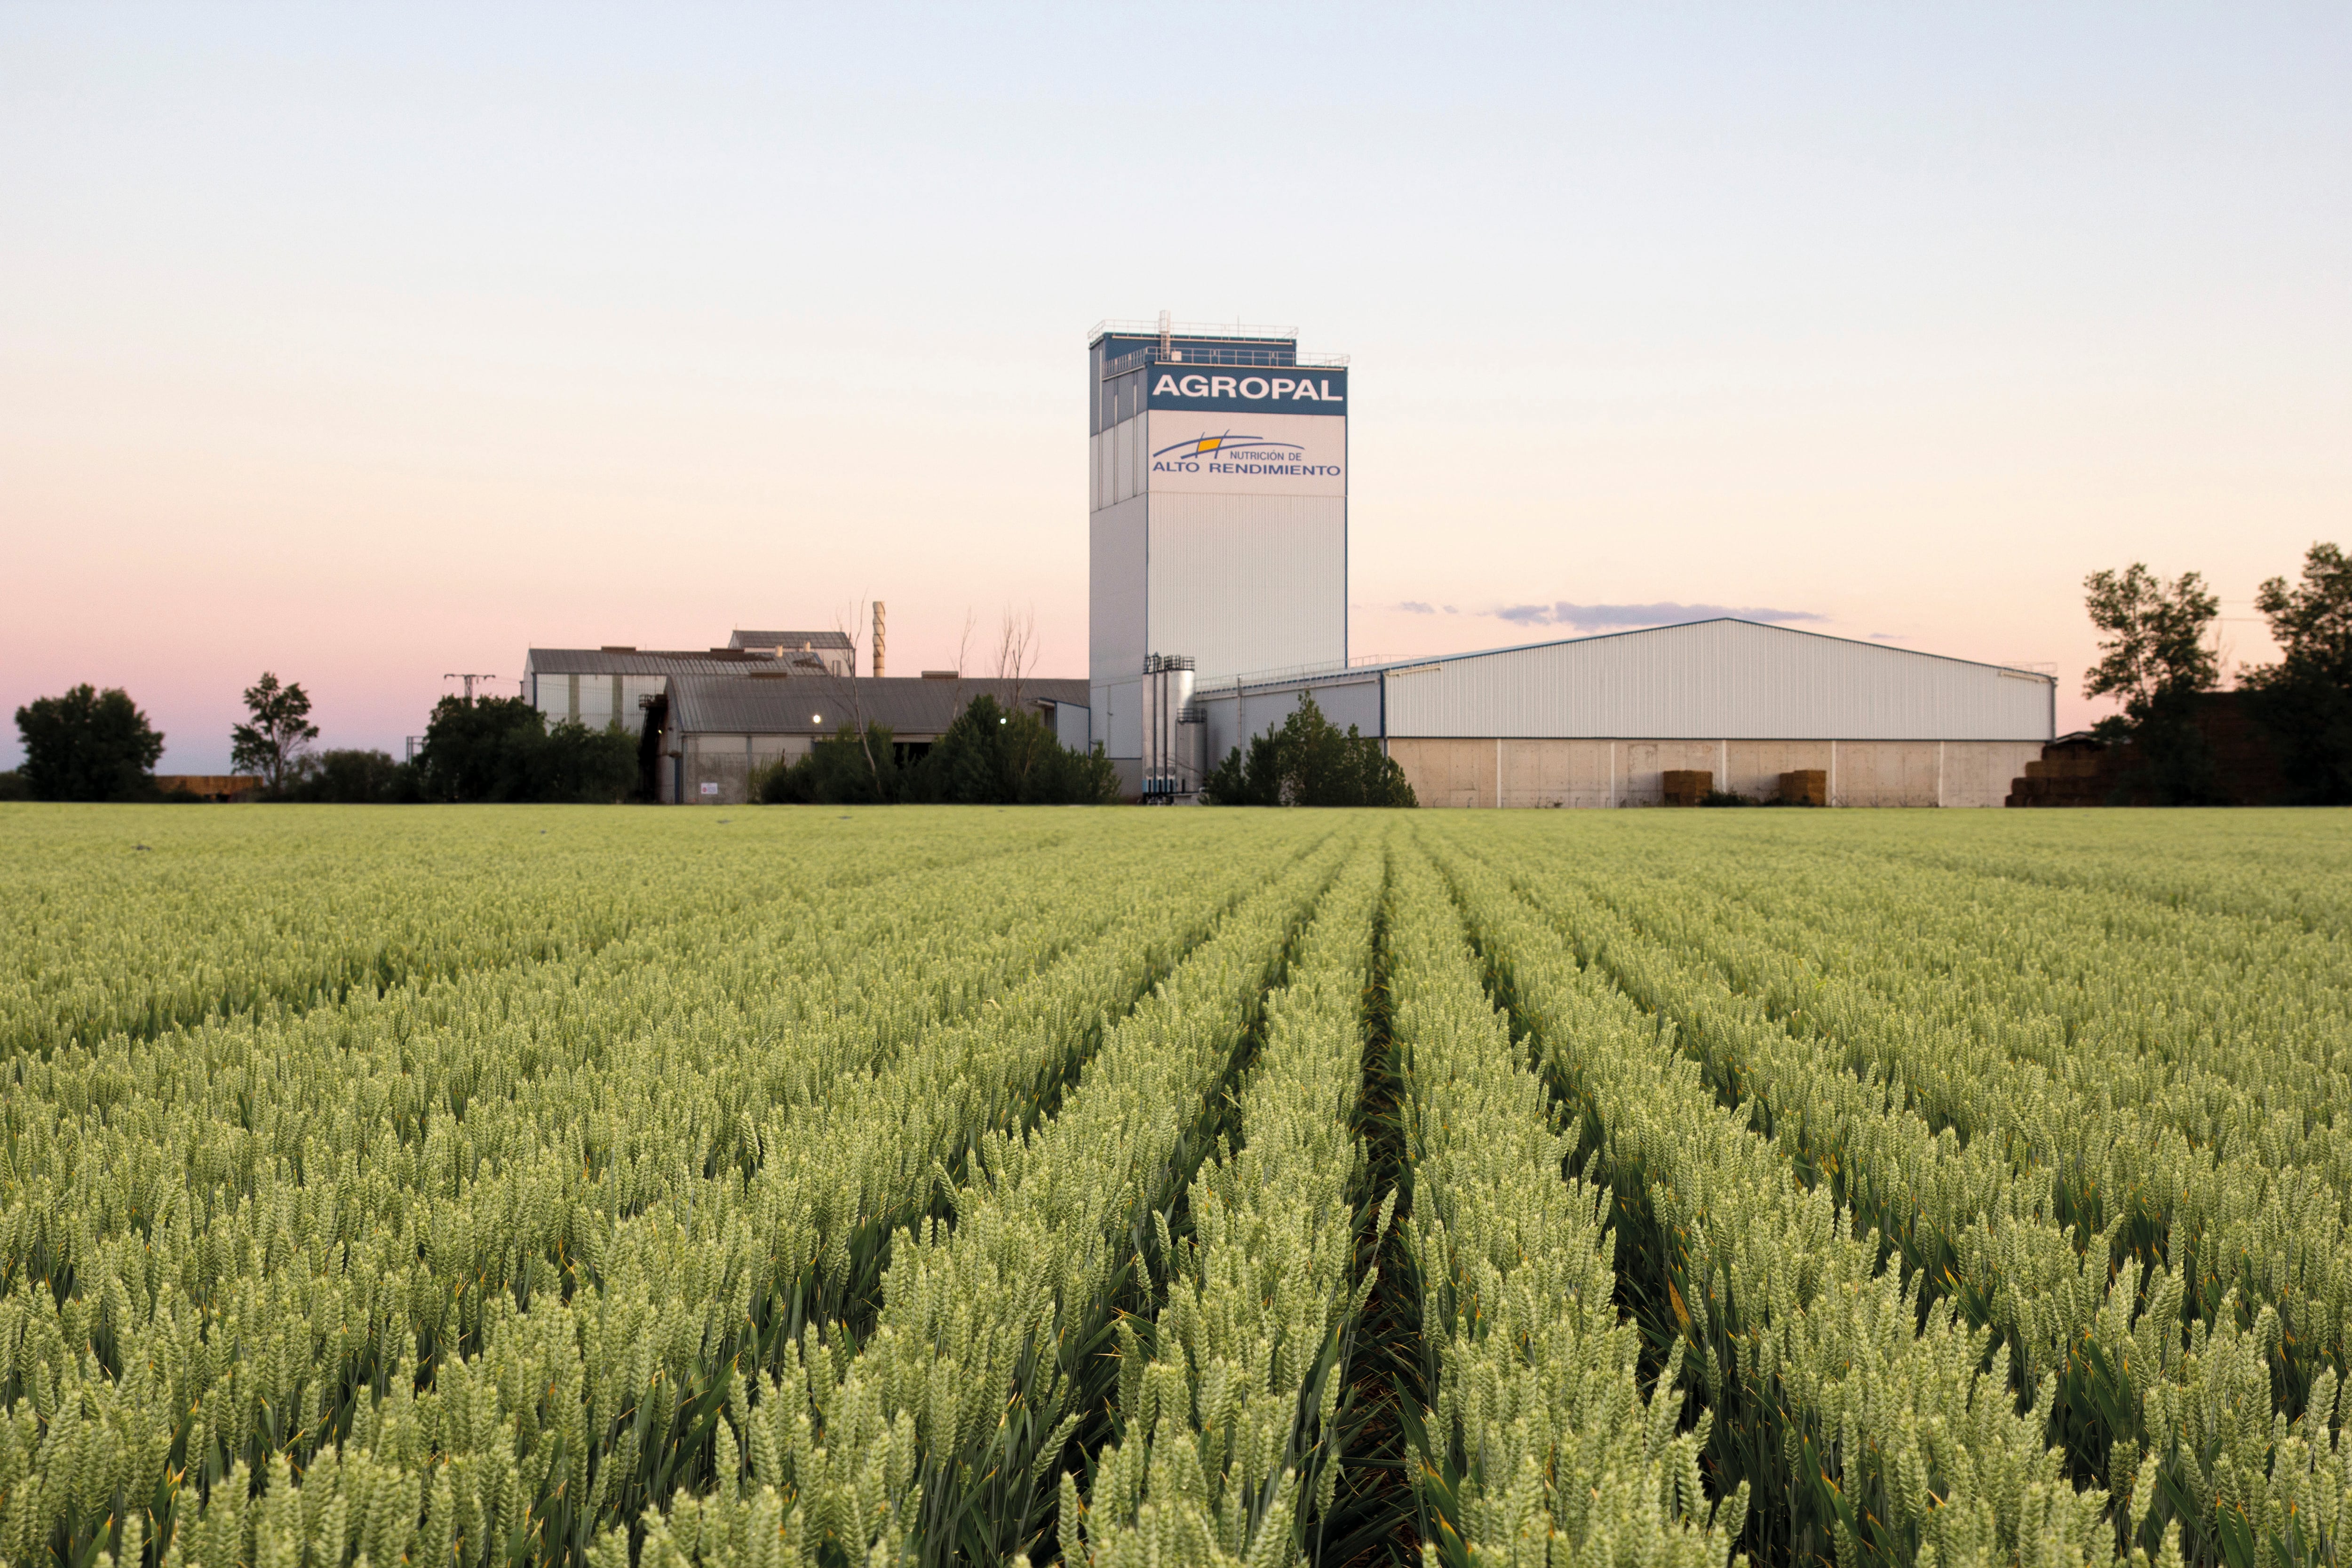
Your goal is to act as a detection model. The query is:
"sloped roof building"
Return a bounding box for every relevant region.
[1187,618,2057,807]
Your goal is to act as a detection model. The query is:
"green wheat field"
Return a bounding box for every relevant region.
[6,805,2352,1568]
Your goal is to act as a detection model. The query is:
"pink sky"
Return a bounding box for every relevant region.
[5,6,2345,771]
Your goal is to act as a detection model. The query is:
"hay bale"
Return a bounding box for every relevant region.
[1778,769,1828,806]
[1662,769,1711,806]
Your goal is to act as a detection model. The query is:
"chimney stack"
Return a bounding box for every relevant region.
[872,601,887,679]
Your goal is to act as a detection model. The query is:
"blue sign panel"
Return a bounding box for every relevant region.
[1147,367,1348,415]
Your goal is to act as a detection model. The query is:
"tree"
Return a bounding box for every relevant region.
[230,673,320,793]
[14,685,165,801]
[762,722,903,805]
[911,694,1120,804]
[2083,565,2221,717]
[415,696,636,803]
[2081,564,2224,804]
[1201,693,1418,807]
[2241,541,2352,804]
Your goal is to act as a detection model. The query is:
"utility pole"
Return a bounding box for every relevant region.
[444,673,496,701]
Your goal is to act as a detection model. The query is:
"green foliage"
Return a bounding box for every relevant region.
[230,671,321,792]
[12,682,165,800]
[763,696,1119,805]
[2085,563,2223,717]
[759,720,900,804]
[910,694,1121,805]
[2243,542,2352,804]
[1201,693,1417,807]
[0,770,25,802]
[281,748,422,803]
[417,695,638,803]
[2083,563,2225,804]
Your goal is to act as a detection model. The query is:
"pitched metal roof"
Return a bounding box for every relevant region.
[730,629,855,651]
[526,648,767,677]
[1201,618,2060,695]
[666,675,1089,738]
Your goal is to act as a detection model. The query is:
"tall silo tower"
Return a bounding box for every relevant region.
[1086,316,1350,795]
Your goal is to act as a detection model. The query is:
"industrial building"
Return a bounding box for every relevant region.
[1089,318,1350,796]
[526,324,2058,809]
[523,629,856,731]
[1086,316,2057,805]
[1189,619,2052,808]
[654,674,1089,804]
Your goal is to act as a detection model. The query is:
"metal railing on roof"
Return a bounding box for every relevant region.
[1193,652,1398,695]
[1100,343,1351,378]
[1089,318,1297,342]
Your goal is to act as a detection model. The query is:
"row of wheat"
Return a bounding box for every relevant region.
[0,812,1339,1568]
[1426,814,2352,1568]
[6,805,2347,1568]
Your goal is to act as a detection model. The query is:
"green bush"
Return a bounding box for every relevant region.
[415,697,638,803]
[281,748,424,804]
[761,721,903,804]
[1201,692,1416,807]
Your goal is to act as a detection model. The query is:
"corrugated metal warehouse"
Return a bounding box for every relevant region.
[1192,619,2056,808]
[657,675,1089,804]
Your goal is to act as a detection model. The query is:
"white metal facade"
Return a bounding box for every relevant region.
[1375,620,2055,741]
[1147,493,1347,686]
[1187,621,2057,807]
[1088,489,1147,759]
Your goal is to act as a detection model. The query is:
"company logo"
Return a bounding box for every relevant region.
[1152,373,1342,404]
[1151,430,1341,479]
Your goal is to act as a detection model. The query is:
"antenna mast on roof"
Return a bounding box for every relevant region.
[1158,310,1171,355]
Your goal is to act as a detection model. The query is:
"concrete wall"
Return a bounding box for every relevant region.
[1386,737,2046,808]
